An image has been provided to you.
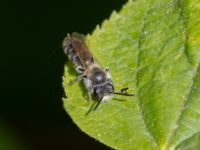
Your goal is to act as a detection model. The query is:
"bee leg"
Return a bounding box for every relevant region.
[76,66,85,73]
[68,74,87,85]
[104,67,111,79]
[87,92,92,101]
[104,67,109,72]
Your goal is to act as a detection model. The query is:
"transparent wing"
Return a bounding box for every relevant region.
[70,32,95,68]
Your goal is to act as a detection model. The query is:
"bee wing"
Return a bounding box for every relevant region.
[73,32,105,67]
[69,32,95,68]
[71,32,86,41]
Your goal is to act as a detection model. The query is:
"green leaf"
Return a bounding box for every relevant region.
[62,0,200,149]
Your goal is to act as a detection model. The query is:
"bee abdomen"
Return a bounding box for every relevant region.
[63,42,83,68]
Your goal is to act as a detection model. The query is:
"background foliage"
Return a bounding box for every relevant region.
[1,0,126,149]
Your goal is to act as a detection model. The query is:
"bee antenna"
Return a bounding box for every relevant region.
[85,98,103,116]
[93,97,103,111]
[85,101,96,116]
[113,87,135,96]
[113,92,135,96]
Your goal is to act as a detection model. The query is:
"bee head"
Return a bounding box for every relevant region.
[93,82,114,102]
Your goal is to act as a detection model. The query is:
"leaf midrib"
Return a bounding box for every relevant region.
[135,3,160,149]
[166,0,200,149]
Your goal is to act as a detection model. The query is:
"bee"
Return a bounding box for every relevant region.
[63,32,134,110]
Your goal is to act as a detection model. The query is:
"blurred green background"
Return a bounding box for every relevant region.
[1,0,126,149]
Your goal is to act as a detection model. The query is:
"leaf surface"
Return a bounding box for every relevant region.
[63,0,200,149]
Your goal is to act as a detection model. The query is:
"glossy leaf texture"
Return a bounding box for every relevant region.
[63,0,200,149]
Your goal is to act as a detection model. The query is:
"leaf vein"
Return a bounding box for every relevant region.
[135,5,159,148]
[174,132,200,149]
[167,63,200,148]
[179,0,193,66]
[166,0,199,148]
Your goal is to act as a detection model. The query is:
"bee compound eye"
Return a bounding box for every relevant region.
[107,85,114,94]
[93,86,103,100]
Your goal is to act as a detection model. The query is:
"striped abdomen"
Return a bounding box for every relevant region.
[63,38,83,68]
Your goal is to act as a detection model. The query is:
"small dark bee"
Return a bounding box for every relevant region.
[63,32,134,110]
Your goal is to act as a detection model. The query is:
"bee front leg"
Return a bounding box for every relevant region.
[68,74,87,85]
[104,67,109,72]
[84,78,93,101]
[87,92,92,101]
[104,67,111,79]
[76,66,85,73]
